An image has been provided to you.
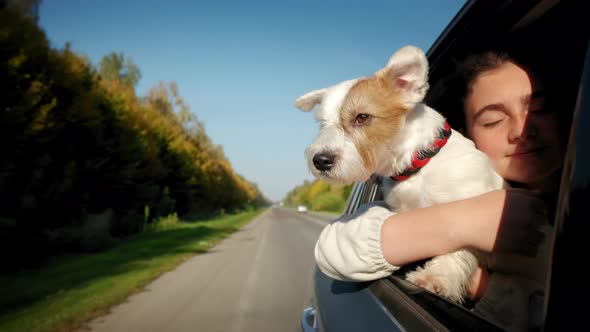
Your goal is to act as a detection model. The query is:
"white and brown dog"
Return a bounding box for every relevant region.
[295,45,507,303]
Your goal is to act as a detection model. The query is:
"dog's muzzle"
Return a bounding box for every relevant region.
[313,152,336,171]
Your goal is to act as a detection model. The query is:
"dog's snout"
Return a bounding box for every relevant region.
[313,153,335,171]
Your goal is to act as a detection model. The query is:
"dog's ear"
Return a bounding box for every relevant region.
[377,45,429,109]
[295,88,327,112]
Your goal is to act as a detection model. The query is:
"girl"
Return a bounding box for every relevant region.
[315,51,566,331]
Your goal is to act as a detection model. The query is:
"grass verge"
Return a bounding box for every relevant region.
[0,208,265,332]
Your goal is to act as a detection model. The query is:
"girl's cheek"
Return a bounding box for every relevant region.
[534,116,561,144]
[540,117,559,132]
[472,131,503,156]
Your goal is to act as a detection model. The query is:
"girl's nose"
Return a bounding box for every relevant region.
[508,113,538,142]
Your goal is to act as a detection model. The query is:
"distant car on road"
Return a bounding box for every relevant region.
[297,205,308,213]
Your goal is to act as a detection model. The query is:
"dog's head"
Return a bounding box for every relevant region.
[295,45,430,184]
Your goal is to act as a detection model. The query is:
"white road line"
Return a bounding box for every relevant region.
[231,210,273,332]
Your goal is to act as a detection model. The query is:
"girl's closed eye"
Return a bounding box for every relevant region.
[483,120,503,128]
[478,111,506,128]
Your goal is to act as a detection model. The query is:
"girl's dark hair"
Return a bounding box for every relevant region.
[429,50,527,131]
[460,51,514,100]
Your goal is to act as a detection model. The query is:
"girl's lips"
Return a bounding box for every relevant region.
[508,147,546,157]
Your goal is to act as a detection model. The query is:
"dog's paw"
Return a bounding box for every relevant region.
[406,270,447,296]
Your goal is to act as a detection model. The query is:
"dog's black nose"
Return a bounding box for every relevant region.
[313,153,335,171]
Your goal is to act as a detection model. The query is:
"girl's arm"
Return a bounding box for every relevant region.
[315,189,546,281]
[381,189,547,266]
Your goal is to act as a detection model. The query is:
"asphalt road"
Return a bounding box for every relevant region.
[83,207,336,332]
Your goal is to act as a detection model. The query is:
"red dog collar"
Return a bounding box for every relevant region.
[391,121,452,182]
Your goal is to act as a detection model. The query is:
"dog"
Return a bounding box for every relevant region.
[294,45,507,303]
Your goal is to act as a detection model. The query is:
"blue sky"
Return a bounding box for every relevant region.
[39,0,464,201]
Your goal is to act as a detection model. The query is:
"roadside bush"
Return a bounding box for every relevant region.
[145,213,180,231]
[284,180,351,212]
[111,210,145,237]
[47,209,116,252]
[311,191,346,212]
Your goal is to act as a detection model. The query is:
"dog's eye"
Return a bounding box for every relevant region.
[354,113,371,125]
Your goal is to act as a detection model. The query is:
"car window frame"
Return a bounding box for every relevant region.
[543,40,590,330]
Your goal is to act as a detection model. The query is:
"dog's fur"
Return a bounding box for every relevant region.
[295,46,507,303]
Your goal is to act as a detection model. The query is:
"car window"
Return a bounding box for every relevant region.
[343,1,588,331]
[543,35,590,331]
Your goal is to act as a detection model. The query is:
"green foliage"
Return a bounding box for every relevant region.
[2,0,41,21]
[311,191,347,212]
[98,52,141,87]
[0,8,270,270]
[283,179,352,213]
[111,211,145,237]
[154,187,176,219]
[144,213,181,232]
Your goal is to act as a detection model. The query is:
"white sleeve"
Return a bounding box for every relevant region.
[314,201,400,281]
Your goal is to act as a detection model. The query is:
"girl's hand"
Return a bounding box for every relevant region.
[467,265,490,301]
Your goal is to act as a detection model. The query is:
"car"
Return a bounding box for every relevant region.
[301,1,588,331]
[297,205,308,213]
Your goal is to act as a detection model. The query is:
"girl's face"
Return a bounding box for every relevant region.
[464,62,563,190]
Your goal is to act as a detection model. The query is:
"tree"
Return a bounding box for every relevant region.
[1,0,41,21]
[98,52,141,87]
[1,7,264,269]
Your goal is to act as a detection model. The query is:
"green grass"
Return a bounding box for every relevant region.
[0,208,265,332]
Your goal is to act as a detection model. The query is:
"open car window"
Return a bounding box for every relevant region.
[343,0,589,331]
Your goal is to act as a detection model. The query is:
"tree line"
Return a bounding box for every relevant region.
[0,4,268,270]
[283,179,352,213]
